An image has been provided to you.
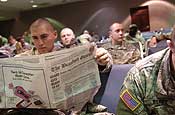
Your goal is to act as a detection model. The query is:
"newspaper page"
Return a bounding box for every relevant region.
[0,44,101,111]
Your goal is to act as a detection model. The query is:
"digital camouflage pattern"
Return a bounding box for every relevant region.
[101,41,141,64]
[124,33,145,46]
[125,33,145,58]
[117,48,175,115]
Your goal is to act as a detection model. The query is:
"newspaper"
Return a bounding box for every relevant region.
[0,45,101,111]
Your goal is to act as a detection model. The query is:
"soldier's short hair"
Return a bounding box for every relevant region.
[29,18,55,33]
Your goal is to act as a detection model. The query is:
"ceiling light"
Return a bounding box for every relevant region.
[32,4,38,8]
[30,0,34,3]
[0,0,8,2]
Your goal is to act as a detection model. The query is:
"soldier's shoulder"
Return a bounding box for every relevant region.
[15,49,34,57]
[135,49,168,70]
[98,41,112,49]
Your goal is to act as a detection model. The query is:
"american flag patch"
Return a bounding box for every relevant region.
[120,89,140,111]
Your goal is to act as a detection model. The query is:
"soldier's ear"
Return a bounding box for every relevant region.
[53,30,58,40]
[73,33,75,39]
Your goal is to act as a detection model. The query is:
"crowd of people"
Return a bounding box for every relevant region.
[0,17,174,115]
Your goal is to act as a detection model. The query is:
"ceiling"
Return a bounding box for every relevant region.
[0,0,85,20]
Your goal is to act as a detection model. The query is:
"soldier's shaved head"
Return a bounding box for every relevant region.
[60,27,75,47]
[30,18,55,33]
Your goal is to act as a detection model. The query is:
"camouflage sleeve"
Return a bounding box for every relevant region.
[116,67,148,115]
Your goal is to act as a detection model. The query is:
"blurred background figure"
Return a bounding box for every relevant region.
[125,24,145,58]
[0,35,22,57]
[91,31,100,43]
[60,27,79,48]
[77,29,91,44]
[148,35,158,48]
[16,36,32,52]
[0,35,19,56]
[22,31,32,45]
[146,34,168,56]
[0,35,8,47]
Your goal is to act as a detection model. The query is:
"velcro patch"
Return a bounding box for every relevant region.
[120,89,141,111]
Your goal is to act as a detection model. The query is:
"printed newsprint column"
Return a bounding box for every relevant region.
[0,44,101,111]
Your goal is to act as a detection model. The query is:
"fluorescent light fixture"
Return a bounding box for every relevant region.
[30,0,34,3]
[32,4,38,8]
[0,0,8,2]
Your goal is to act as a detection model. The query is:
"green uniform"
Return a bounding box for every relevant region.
[23,34,32,44]
[1,36,8,45]
[0,36,8,47]
[125,33,145,45]
[117,48,175,115]
[101,41,141,64]
[125,33,145,58]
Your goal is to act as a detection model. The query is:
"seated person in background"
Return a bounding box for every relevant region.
[148,35,158,47]
[0,35,8,47]
[91,31,100,43]
[12,18,113,115]
[125,24,145,58]
[22,31,32,44]
[0,35,9,58]
[0,35,19,57]
[16,36,32,53]
[59,27,79,48]
[147,35,168,56]
[117,24,175,115]
[145,35,158,56]
[101,22,141,64]
[76,29,91,44]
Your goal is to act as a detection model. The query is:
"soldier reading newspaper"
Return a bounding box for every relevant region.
[0,45,100,110]
[0,18,113,115]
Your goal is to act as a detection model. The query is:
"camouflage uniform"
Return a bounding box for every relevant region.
[101,41,140,64]
[125,33,145,58]
[117,48,175,115]
[125,33,145,46]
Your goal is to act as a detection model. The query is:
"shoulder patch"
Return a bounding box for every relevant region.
[120,89,141,111]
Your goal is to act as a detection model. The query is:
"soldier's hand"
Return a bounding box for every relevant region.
[89,43,113,69]
[95,47,112,66]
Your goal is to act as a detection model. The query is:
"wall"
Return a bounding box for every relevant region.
[0,19,15,37]
[0,0,174,38]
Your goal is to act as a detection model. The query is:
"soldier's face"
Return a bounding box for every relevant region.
[30,24,57,54]
[60,28,75,46]
[110,24,124,42]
